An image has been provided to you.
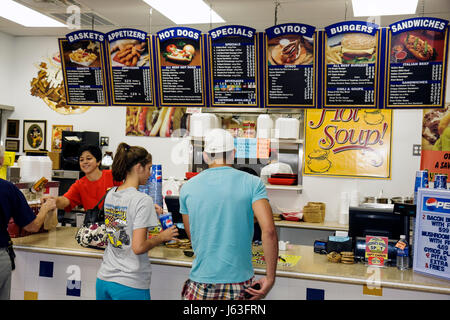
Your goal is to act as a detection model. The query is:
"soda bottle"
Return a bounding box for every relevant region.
[396,235,409,270]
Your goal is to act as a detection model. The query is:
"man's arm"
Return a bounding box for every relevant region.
[182,214,191,240]
[23,199,57,233]
[246,198,278,300]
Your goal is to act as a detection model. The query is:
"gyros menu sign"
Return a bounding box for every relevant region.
[264,23,316,108]
[322,21,381,108]
[155,27,206,107]
[385,17,449,108]
[105,28,155,106]
[304,108,392,178]
[58,30,109,106]
[208,25,260,107]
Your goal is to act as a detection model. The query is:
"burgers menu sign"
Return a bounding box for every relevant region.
[105,28,155,106]
[385,17,449,108]
[322,21,381,108]
[58,30,109,106]
[264,23,317,108]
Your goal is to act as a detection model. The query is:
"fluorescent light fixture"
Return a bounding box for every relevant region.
[143,0,225,24]
[352,0,418,16]
[0,0,66,27]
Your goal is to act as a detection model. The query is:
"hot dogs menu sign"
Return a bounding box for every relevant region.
[385,17,449,108]
[155,27,206,107]
[58,30,109,106]
[57,19,448,109]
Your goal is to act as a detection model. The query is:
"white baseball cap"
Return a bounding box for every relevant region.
[204,129,235,153]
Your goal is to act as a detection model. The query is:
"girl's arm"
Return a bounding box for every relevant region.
[132,226,179,255]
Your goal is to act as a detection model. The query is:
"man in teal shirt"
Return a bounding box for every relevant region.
[180,129,278,300]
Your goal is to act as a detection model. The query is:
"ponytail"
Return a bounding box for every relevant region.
[112,143,152,181]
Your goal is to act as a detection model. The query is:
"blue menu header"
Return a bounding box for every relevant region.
[265,23,316,39]
[325,20,379,38]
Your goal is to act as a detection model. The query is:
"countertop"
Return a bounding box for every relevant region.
[11,227,450,295]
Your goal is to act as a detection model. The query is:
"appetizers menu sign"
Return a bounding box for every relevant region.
[59,30,109,106]
[208,25,260,107]
[264,23,316,108]
[106,28,155,106]
[155,27,206,107]
[385,17,449,108]
[322,21,380,108]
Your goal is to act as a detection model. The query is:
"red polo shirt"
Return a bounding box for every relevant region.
[63,169,122,211]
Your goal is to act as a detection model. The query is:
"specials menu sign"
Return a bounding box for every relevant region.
[385,17,449,108]
[58,30,109,106]
[155,27,206,107]
[322,21,381,108]
[304,108,392,178]
[105,28,155,106]
[208,25,260,107]
[264,23,316,108]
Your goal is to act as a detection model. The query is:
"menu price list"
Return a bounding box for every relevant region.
[112,67,152,103]
[268,65,314,105]
[326,64,375,105]
[212,41,257,105]
[161,66,203,103]
[389,62,443,106]
[419,213,450,274]
[66,67,105,103]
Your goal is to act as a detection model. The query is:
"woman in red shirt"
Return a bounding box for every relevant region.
[54,145,122,211]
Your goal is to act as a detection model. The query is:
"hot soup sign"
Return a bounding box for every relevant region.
[304,108,392,178]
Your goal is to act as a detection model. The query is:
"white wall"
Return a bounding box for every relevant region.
[0,33,447,222]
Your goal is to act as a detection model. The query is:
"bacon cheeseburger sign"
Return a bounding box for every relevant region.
[304,108,392,178]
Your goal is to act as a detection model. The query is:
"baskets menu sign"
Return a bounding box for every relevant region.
[304,108,392,178]
[58,30,109,106]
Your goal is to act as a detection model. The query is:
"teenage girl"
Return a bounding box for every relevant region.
[96,143,178,300]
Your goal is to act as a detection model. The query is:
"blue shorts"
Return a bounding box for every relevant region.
[96,278,151,300]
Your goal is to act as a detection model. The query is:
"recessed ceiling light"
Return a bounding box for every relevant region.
[0,0,66,27]
[143,0,225,24]
[352,0,419,17]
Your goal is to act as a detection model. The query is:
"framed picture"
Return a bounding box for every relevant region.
[23,120,47,152]
[6,119,19,138]
[51,125,73,152]
[5,139,20,152]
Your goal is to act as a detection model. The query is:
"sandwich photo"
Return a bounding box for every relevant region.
[161,41,196,65]
[403,33,436,62]
[326,33,377,64]
[390,30,444,64]
[268,35,313,65]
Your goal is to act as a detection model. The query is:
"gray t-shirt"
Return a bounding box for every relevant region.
[97,187,159,289]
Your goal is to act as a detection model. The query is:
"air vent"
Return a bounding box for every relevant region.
[50,12,115,27]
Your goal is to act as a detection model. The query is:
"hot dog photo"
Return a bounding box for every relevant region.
[159,38,200,66]
[390,29,445,63]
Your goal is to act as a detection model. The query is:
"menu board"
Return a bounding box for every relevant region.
[106,28,155,106]
[264,23,316,108]
[58,30,109,106]
[385,17,449,108]
[414,188,450,280]
[208,25,260,107]
[155,27,206,107]
[322,21,380,108]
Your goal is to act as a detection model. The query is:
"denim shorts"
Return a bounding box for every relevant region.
[96,278,151,300]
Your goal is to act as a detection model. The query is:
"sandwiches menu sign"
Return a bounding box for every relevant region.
[105,28,155,106]
[385,17,449,108]
[208,25,260,107]
[264,23,317,108]
[59,30,109,106]
[322,21,380,108]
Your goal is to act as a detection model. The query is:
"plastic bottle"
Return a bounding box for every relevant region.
[396,235,409,270]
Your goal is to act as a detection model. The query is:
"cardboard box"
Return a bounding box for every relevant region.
[48,152,60,170]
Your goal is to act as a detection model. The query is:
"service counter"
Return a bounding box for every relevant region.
[10,227,450,300]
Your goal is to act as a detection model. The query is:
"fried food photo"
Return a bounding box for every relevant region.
[112,40,147,67]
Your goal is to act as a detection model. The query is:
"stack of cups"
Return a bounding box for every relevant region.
[350,190,360,207]
[339,192,350,225]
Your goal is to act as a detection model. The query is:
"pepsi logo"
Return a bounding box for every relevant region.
[425,198,438,208]
[424,197,450,211]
